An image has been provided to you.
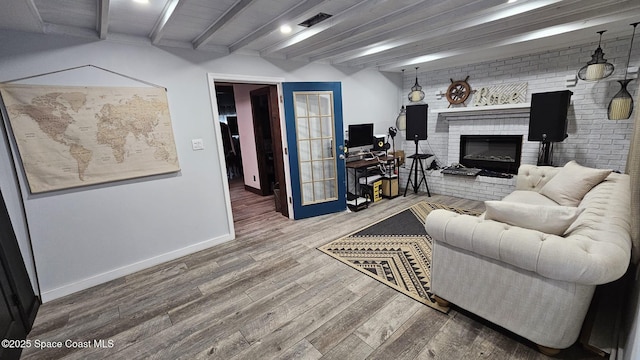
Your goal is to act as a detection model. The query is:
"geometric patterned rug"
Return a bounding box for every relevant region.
[318,201,481,313]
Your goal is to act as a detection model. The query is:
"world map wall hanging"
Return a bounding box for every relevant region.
[0,84,180,193]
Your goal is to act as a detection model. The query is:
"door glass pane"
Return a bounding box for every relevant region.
[302,183,314,203]
[320,94,331,115]
[293,91,338,205]
[322,139,333,158]
[295,94,308,116]
[314,181,325,199]
[311,139,323,160]
[299,140,311,161]
[321,116,332,138]
[297,118,309,140]
[325,180,336,198]
[308,95,320,116]
[312,161,323,180]
[301,162,312,182]
[324,160,335,178]
[309,117,322,138]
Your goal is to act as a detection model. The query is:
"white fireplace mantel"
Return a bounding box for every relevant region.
[431,103,531,116]
[428,102,537,201]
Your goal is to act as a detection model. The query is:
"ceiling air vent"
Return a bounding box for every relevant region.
[298,13,332,28]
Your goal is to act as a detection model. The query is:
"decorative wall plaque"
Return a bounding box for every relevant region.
[472,82,527,106]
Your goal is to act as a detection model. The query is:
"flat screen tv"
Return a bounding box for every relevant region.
[348,123,374,148]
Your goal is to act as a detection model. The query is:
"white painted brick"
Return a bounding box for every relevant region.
[398,35,636,200]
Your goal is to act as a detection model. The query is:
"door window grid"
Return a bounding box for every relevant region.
[294,92,337,205]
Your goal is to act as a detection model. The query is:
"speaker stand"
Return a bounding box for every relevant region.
[537,141,554,166]
[403,139,431,196]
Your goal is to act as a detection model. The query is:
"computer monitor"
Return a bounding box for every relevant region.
[347,123,374,151]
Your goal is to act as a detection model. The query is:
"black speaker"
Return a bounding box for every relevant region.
[528,90,572,142]
[406,104,428,141]
[372,136,389,151]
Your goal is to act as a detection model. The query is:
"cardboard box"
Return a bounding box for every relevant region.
[372,179,382,202]
[391,150,405,166]
[381,176,399,197]
[362,180,383,202]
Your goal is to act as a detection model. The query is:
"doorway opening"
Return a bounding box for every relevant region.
[212,80,289,226]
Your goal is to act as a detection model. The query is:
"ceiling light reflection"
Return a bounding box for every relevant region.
[280,25,292,34]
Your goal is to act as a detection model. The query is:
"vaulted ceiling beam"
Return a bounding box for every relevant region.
[193,0,258,50]
[150,0,186,44]
[228,0,325,53]
[259,0,388,56]
[26,0,45,32]
[374,11,639,71]
[311,0,562,64]
[97,0,110,40]
[283,0,434,60]
[339,0,628,67]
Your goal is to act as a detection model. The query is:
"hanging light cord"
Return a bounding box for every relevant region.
[597,31,605,48]
[624,23,639,80]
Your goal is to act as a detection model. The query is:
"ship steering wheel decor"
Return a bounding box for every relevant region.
[445,76,472,107]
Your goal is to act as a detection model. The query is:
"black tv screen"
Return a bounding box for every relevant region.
[348,123,374,147]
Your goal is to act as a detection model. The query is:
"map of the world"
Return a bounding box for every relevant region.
[0,84,180,193]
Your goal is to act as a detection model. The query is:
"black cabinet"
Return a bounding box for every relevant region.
[0,189,39,360]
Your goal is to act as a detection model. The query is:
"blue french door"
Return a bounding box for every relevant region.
[282,82,346,219]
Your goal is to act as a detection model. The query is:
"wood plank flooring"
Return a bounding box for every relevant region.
[22,178,601,359]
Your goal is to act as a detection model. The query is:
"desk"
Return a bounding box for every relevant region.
[346,156,396,211]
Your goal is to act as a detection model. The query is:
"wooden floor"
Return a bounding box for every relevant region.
[22,178,601,359]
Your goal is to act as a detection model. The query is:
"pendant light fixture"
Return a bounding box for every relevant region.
[578,31,615,82]
[408,67,425,102]
[396,106,406,131]
[396,69,407,131]
[608,22,639,120]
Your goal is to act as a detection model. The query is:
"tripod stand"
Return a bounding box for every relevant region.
[403,138,431,196]
[537,141,554,166]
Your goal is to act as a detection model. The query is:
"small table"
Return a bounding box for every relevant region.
[346,155,395,211]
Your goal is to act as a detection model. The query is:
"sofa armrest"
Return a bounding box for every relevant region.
[425,209,630,285]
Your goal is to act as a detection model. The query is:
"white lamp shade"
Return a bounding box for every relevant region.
[395,107,406,131]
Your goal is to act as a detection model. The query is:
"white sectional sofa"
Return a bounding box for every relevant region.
[425,162,632,354]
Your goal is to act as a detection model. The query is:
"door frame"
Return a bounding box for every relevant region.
[206,74,293,232]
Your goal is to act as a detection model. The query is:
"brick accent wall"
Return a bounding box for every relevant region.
[398,36,638,201]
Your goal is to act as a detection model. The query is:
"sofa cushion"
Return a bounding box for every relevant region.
[484,201,584,235]
[502,190,560,206]
[539,161,612,206]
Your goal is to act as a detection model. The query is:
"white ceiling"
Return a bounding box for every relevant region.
[1,0,638,72]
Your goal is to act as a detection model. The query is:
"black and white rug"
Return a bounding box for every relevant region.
[318,202,480,312]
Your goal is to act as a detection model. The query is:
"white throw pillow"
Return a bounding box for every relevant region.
[539,160,612,207]
[484,201,584,235]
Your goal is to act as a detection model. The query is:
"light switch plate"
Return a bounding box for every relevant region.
[192,139,204,150]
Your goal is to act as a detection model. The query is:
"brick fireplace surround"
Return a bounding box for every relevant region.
[395,36,635,202]
[399,108,539,201]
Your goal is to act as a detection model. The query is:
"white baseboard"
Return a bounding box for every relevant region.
[40,233,234,302]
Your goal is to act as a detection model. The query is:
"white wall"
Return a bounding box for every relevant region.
[0,30,400,301]
[398,35,638,200]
